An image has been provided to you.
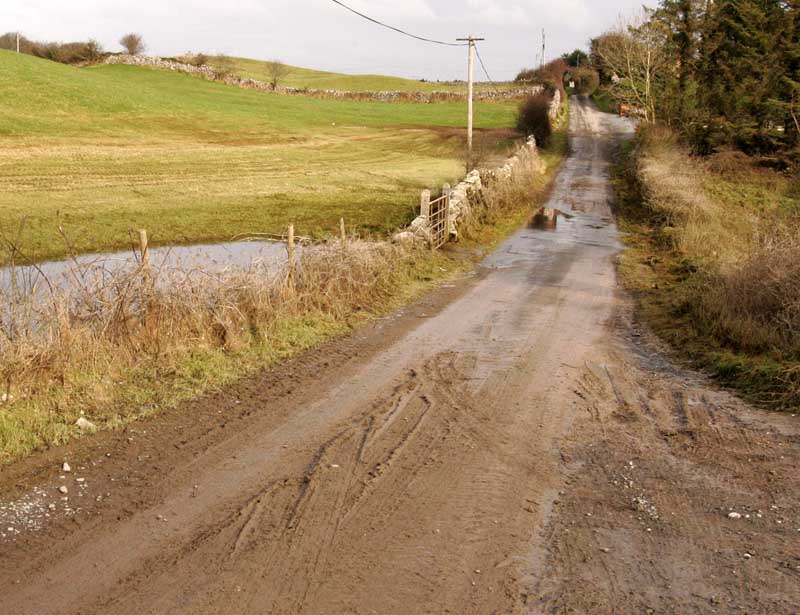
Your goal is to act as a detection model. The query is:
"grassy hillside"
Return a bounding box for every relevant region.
[0,50,518,261]
[213,56,508,93]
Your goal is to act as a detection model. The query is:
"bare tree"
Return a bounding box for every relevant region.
[593,13,669,123]
[212,54,236,79]
[119,33,146,56]
[264,60,290,90]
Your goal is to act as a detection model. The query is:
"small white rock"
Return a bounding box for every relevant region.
[62,462,71,473]
[58,486,69,495]
[75,417,96,431]
[728,512,742,519]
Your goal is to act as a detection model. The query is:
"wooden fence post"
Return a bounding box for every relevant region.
[420,189,431,219]
[339,217,347,250]
[138,229,153,318]
[442,183,452,238]
[287,224,295,288]
[138,229,150,268]
[138,229,153,291]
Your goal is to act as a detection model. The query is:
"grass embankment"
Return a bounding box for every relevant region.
[0,112,568,463]
[615,127,800,410]
[214,56,509,93]
[0,50,518,262]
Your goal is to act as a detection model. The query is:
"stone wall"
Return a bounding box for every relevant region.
[105,54,218,78]
[105,54,561,249]
[392,136,546,247]
[103,55,544,103]
[549,88,562,119]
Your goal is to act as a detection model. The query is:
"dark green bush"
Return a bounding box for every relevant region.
[516,94,552,148]
[571,68,600,96]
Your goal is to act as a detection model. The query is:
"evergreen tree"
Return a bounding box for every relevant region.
[652,0,704,124]
[774,0,799,153]
[698,0,787,152]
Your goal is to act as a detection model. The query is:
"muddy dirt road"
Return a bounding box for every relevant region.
[2,98,798,614]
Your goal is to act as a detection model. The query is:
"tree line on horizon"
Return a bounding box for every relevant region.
[0,31,148,64]
[0,32,296,89]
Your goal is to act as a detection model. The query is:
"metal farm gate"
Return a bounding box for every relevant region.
[428,192,450,249]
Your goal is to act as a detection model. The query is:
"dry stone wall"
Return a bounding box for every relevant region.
[393,136,546,247]
[104,55,543,103]
[105,54,561,248]
[549,88,562,119]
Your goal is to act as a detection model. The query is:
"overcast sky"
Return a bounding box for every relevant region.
[4,0,649,81]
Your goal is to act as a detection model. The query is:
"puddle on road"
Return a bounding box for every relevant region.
[528,207,576,231]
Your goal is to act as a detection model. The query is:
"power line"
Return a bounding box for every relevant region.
[327,0,467,47]
[473,43,500,92]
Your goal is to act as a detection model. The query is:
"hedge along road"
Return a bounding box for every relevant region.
[2,98,799,615]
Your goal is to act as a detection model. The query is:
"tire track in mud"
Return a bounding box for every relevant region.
[245,352,482,613]
[532,316,800,615]
[84,352,480,614]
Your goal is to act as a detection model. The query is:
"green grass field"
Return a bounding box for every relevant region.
[0,50,519,261]
[212,56,510,93]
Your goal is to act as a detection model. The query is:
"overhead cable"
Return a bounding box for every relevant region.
[328,0,467,47]
[473,43,501,92]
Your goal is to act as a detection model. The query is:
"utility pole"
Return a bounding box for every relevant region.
[16,31,20,53]
[541,28,546,68]
[456,35,484,170]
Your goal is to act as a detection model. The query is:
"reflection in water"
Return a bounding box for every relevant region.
[0,240,295,332]
[529,207,574,231]
[0,240,292,296]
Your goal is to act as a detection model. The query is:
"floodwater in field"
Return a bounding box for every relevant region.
[0,240,293,298]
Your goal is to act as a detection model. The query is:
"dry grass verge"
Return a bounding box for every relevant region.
[0,240,459,462]
[616,127,800,410]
